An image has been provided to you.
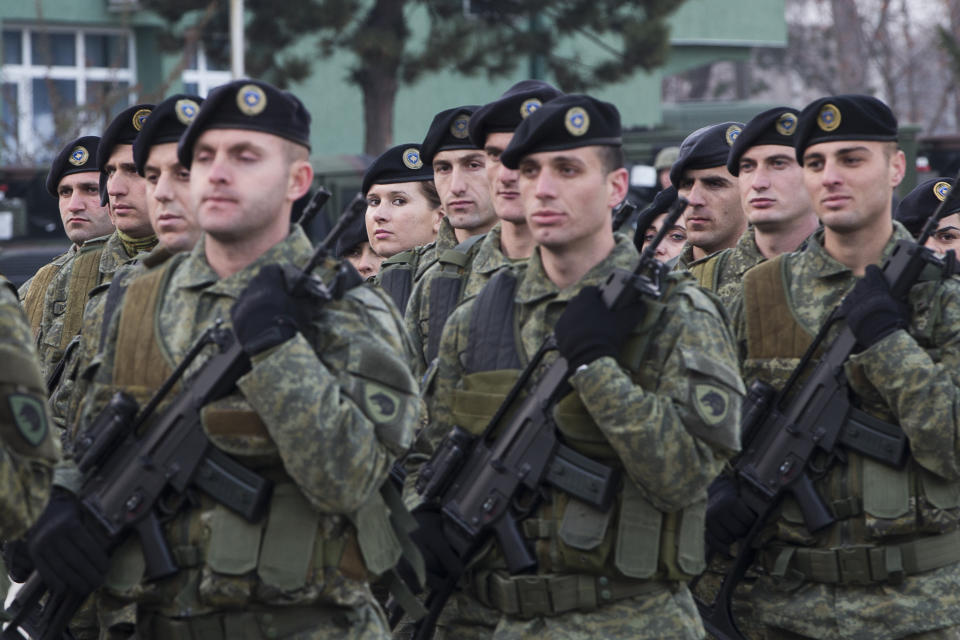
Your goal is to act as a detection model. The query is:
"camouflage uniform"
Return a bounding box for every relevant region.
[0,276,58,540]
[423,235,743,639]
[689,227,766,311]
[71,227,418,639]
[374,216,459,315]
[19,247,73,331]
[726,222,960,639]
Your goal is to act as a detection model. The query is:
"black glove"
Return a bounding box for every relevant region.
[28,490,110,594]
[554,285,646,369]
[839,264,910,348]
[3,538,33,583]
[231,264,303,356]
[409,506,464,591]
[705,475,758,555]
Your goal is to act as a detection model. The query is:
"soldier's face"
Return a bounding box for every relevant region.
[105,145,153,238]
[484,131,525,225]
[189,129,312,247]
[517,146,627,251]
[927,212,960,256]
[365,181,442,258]
[143,142,200,254]
[677,166,745,255]
[802,140,905,234]
[343,241,383,279]
[737,144,813,229]
[432,149,496,233]
[642,213,688,262]
[56,171,113,245]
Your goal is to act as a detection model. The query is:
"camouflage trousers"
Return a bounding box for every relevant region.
[427,582,705,640]
[759,625,960,639]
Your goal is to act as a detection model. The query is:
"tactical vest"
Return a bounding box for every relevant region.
[689,249,730,293]
[22,261,63,339]
[379,249,423,315]
[741,256,960,584]
[98,257,420,614]
[424,233,484,363]
[450,271,707,589]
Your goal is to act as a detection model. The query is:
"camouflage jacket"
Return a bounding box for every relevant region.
[0,278,57,540]
[71,226,417,619]
[689,226,766,312]
[727,221,960,639]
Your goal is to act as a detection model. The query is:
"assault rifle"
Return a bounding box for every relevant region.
[611,198,638,232]
[3,192,365,640]
[696,172,960,640]
[407,195,689,639]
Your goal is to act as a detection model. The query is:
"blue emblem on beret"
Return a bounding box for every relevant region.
[175,99,200,126]
[68,146,89,167]
[237,84,267,116]
[450,114,471,139]
[776,112,798,136]
[402,147,423,170]
[565,107,589,137]
[818,104,841,132]
[725,124,742,146]
[132,108,151,132]
[934,181,952,202]
[520,98,542,119]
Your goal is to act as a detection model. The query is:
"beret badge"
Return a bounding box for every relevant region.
[565,107,590,137]
[934,181,952,202]
[237,84,267,116]
[175,99,200,125]
[132,108,152,131]
[402,147,423,170]
[776,112,798,136]
[725,124,742,146]
[68,146,89,167]
[520,98,542,119]
[450,114,471,139]
[817,104,841,132]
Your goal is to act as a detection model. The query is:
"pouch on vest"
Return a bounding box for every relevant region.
[352,489,401,576]
[614,478,661,579]
[922,468,960,509]
[257,483,320,591]
[208,503,264,576]
[552,392,618,462]
[675,499,707,576]
[452,370,521,435]
[862,457,911,520]
[557,492,615,573]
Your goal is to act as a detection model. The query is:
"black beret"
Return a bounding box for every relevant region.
[468,80,564,148]
[46,135,100,197]
[419,106,479,166]
[361,144,434,196]
[98,103,154,204]
[334,198,370,258]
[500,94,622,170]
[727,107,800,176]
[133,94,203,175]
[794,94,898,163]
[669,121,743,188]
[177,79,311,168]
[895,177,958,239]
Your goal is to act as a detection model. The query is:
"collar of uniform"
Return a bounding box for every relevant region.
[471,223,511,275]
[435,217,459,253]
[802,221,907,279]
[516,234,639,304]
[177,226,314,294]
[98,230,135,277]
[736,226,765,264]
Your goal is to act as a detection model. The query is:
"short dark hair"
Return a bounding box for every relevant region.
[597,145,625,174]
[418,179,442,210]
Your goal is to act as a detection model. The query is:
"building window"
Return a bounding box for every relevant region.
[1,25,135,164]
[181,44,231,97]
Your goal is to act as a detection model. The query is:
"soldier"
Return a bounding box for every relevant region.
[376,105,493,314]
[26,80,419,639]
[895,177,959,254]
[419,94,742,639]
[337,202,383,280]
[404,81,562,375]
[19,136,114,377]
[654,145,680,190]
[671,121,746,268]
[689,107,818,309]
[714,94,960,639]
[640,185,687,263]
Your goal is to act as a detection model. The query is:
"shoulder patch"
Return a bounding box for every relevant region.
[694,384,730,426]
[9,393,47,446]
[364,381,401,424]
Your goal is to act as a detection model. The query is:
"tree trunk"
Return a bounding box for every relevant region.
[830,0,867,91]
[355,0,405,157]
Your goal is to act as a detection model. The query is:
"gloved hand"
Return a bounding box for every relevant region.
[3,538,33,583]
[554,286,646,369]
[28,490,110,594]
[231,264,304,356]
[839,265,910,348]
[409,506,464,591]
[705,475,758,555]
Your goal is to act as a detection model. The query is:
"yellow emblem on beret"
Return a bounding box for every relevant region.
[565,107,589,136]
[132,108,151,132]
[818,103,841,132]
[934,181,952,202]
[402,147,423,170]
[520,98,542,119]
[725,124,742,146]
[450,114,471,139]
[68,146,89,167]
[175,99,200,126]
[776,112,798,136]
[237,84,267,117]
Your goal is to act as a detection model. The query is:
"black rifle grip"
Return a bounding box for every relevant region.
[137,510,178,581]
[493,515,536,574]
[790,472,835,533]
